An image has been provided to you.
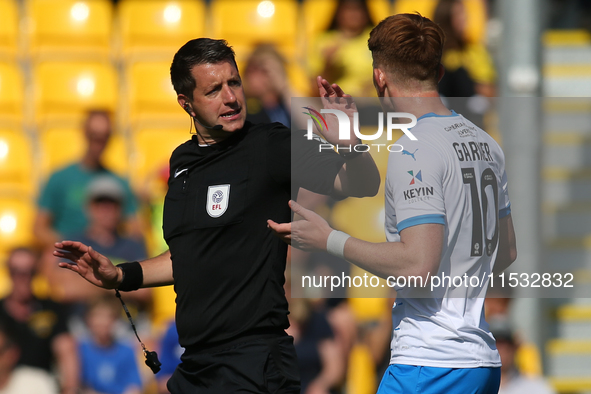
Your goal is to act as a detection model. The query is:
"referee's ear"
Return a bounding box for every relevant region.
[177,95,189,110]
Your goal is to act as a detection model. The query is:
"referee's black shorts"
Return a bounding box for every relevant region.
[167,332,301,394]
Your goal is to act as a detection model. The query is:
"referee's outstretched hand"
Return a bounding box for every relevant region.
[53,240,121,289]
[267,200,333,252]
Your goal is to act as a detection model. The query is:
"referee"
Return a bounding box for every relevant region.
[54,38,380,393]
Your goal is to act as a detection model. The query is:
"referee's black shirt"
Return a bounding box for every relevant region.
[163,122,344,352]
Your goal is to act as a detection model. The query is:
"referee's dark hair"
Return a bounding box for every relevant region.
[170,38,237,100]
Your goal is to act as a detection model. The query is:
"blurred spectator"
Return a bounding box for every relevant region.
[78,296,142,394]
[0,321,58,394]
[490,319,556,394]
[139,165,177,334]
[67,176,148,266]
[308,0,375,97]
[46,176,151,339]
[288,298,345,394]
[243,44,293,127]
[485,288,543,377]
[484,283,513,321]
[434,0,497,98]
[548,0,591,29]
[155,321,182,394]
[34,110,140,248]
[0,247,79,394]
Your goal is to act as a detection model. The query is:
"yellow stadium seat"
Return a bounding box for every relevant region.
[392,0,437,18]
[38,127,128,179]
[349,297,391,323]
[301,0,337,42]
[39,128,85,177]
[287,61,313,96]
[368,0,392,23]
[347,343,377,394]
[0,196,36,255]
[463,0,487,44]
[39,128,86,179]
[125,61,186,127]
[151,286,177,334]
[24,0,114,60]
[210,0,299,61]
[302,0,391,42]
[0,63,24,127]
[0,130,35,196]
[0,0,19,60]
[331,179,387,239]
[392,0,486,43]
[32,61,118,126]
[129,128,191,191]
[117,0,206,61]
[101,133,129,177]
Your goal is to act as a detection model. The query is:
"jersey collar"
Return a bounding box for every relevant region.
[417,110,458,121]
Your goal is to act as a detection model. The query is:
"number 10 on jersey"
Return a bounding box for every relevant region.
[462,167,499,257]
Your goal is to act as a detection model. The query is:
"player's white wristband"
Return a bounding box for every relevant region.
[326,230,351,259]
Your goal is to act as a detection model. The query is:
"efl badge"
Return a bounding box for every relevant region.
[207,184,230,218]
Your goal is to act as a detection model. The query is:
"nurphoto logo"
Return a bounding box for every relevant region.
[303,108,418,154]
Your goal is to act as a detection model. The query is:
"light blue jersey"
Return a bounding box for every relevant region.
[384,111,510,369]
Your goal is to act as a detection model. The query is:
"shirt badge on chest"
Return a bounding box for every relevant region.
[207,184,230,218]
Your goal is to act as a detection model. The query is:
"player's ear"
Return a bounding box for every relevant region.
[373,68,387,96]
[437,64,445,83]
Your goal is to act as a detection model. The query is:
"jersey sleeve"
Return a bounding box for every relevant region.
[492,141,511,219]
[498,170,511,218]
[386,141,446,232]
[267,124,345,195]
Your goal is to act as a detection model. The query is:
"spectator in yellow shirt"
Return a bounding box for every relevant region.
[308,0,376,97]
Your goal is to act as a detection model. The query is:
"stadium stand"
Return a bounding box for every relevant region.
[124,61,186,127]
[0,196,36,255]
[116,0,206,61]
[368,0,392,24]
[0,62,24,128]
[24,0,114,60]
[38,126,128,180]
[32,61,118,126]
[392,0,486,43]
[129,127,190,192]
[301,0,391,44]
[0,0,19,60]
[302,0,338,42]
[0,130,35,196]
[210,0,299,62]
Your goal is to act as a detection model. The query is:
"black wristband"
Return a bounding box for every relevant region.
[117,261,143,292]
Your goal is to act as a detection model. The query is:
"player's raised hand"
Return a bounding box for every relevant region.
[316,76,359,147]
[268,200,333,252]
[54,240,121,289]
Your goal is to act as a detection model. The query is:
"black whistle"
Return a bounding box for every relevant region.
[145,350,162,374]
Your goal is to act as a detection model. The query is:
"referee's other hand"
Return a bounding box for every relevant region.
[54,240,121,289]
